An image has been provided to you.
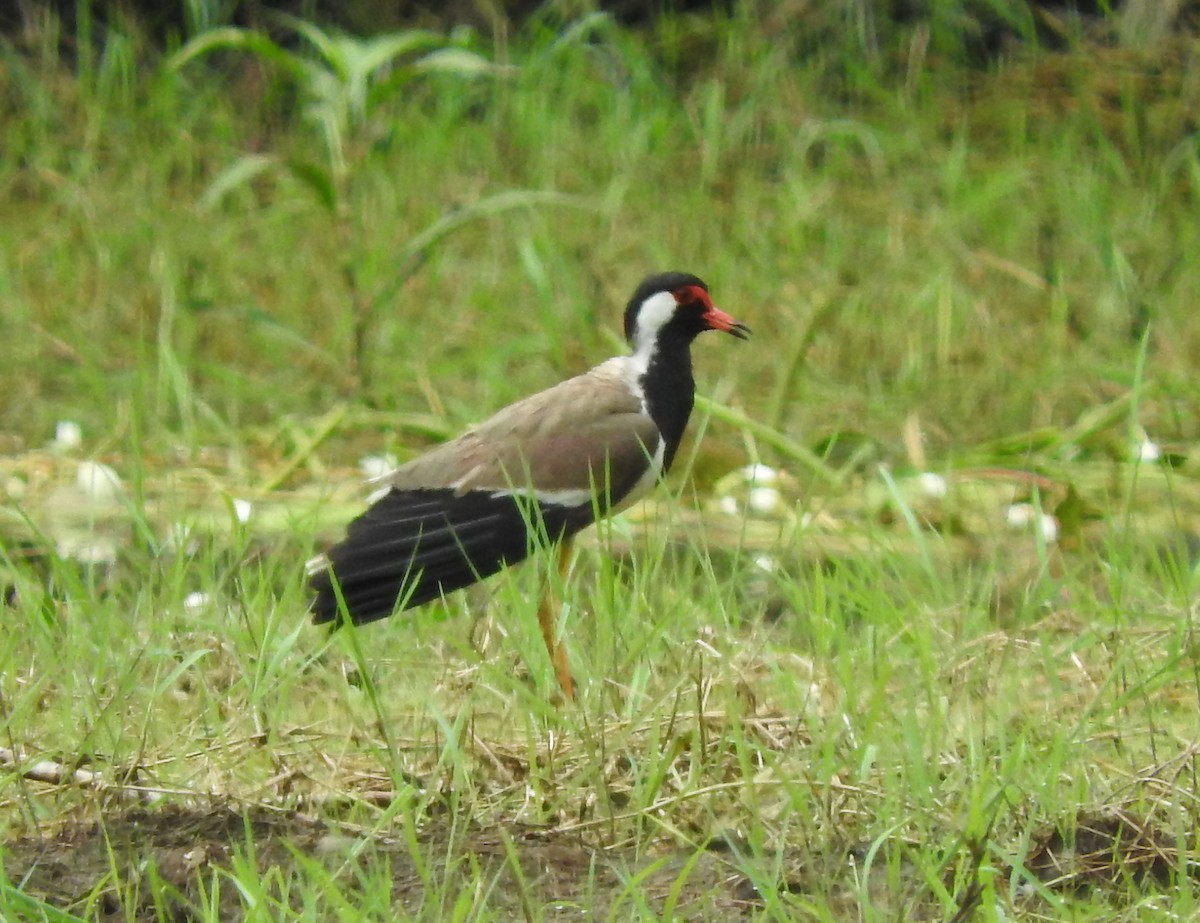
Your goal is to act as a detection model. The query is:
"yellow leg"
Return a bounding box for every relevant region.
[536,538,575,701]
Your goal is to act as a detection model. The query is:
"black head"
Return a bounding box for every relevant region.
[622,272,750,349]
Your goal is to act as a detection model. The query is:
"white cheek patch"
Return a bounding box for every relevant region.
[634,291,678,352]
[629,290,678,378]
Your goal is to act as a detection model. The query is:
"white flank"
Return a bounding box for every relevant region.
[488,486,594,508]
[611,437,666,514]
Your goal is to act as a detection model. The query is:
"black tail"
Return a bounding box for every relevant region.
[309,488,592,625]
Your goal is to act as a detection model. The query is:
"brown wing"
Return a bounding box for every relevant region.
[311,359,662,626]
[385,359,659,505]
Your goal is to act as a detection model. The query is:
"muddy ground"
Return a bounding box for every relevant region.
[4,796,1186,920]
[4,801,819,920]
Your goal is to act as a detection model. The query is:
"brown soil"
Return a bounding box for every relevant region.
[4,794,1194,918]
[2,803,794,921]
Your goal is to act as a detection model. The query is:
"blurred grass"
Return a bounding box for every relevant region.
[3,7,1197,458]
[3,3,1200,920]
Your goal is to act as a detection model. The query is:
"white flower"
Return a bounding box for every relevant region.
[740,463,780,486]
[57,537,118,565]
[163,522,196,554]
[1005,503,1057,543]
[917,472,948,498]
[1135,439,1161,463]
[76,461,122,501]
[53,421,83,451]
[359,454,398,481]
[747,486,783,514]
[183,591,211,614]
[232,498,252,523]
[1005,503,1036,528]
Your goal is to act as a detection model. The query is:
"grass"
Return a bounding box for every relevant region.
[3,3,1200,920]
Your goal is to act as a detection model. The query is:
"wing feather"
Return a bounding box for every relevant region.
[310,487,595,625]
[310,356,664,626]
[385,359,656,502]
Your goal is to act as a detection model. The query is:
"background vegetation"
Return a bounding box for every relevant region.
[2,1,1200,919]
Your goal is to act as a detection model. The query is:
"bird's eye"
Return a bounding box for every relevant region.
[673,284,711,310]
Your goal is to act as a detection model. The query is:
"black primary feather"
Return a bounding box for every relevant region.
[309,488,595,625]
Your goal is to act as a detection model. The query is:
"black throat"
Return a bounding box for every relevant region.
[638,329,697,474]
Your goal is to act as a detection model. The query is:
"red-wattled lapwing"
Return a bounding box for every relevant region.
[309,272,749,699]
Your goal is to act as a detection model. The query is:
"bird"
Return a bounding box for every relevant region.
[309,271,750,699]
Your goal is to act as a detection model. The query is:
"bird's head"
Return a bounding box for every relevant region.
[623,272,751,354]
